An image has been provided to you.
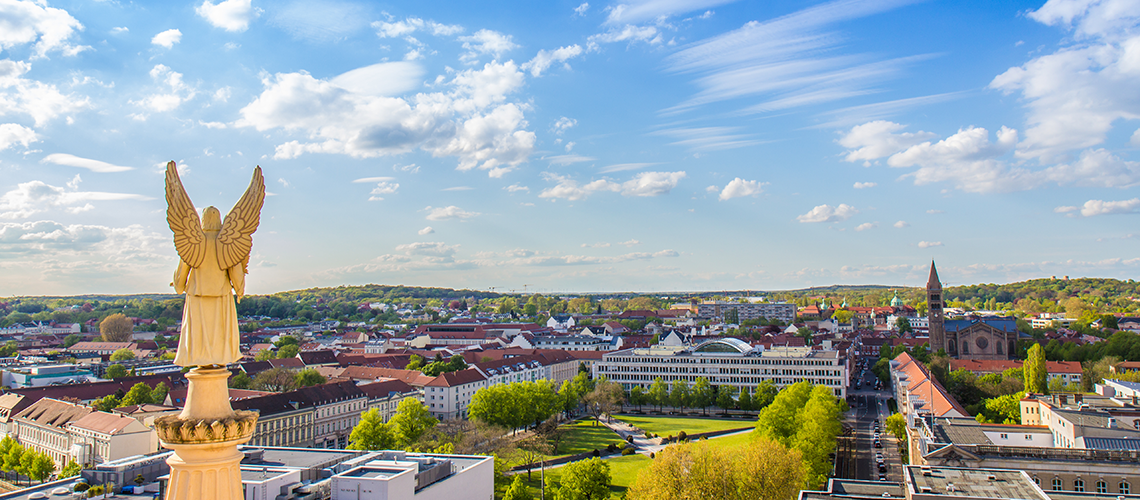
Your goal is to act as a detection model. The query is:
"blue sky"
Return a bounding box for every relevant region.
[0,0,1138,296]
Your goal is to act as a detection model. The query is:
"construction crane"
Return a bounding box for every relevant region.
[522,284,534,293]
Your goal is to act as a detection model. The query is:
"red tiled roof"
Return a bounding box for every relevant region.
[425,368,486,387]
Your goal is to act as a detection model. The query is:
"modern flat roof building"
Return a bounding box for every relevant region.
[594,338,847,398]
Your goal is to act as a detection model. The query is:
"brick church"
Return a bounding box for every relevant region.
[926,261,1017,360]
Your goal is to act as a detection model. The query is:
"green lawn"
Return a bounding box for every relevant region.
[705,430,754,449]
[616,415,753,437]
[549,419,624,457]
[507,454,651,499]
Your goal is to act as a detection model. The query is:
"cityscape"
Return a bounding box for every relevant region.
[1,0,1139,500]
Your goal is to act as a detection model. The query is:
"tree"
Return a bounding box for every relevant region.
[93,394,121,412]
[716,386,737,414]
[669,379,691,413]
[63,334,82,348]
[793,385,843,487]
[627,438,805,500]
[504,474,533,500]
[557,457,610,500]
[469,384,519,429]
[389,398,438,448]
[59,459,81,479]
[648,377,669,412]
[229,372,252,389]
[29,452,53,483]
[255,349,274,362]
[348,409,397,450]
[110,348,136,361]
[104,364,127,379]
[690,377,713,416]
[151,382,170,405]
[1025,343,1048,394]
[897,317,913,334]
[737,388,753,411]
[251,367,297,392]
[406,354,425,371]
[516,435,552,481]
[583,379,624,425]
[121,383,154,406]
[885,413,907,444]
[294,368,326,388]
[629,385,646,412]
[276,344,300,359]
[100,314,134,342]
[753,380,779,410]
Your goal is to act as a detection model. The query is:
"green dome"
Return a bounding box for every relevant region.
[890,291,903,307]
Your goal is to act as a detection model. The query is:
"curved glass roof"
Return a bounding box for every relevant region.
[692,338,752,354]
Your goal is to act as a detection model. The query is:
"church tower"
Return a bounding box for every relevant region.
[927,261,945,354]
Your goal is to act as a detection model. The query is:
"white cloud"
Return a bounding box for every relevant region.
[442,186,472,191]
[505,184,529,192]
[1058,198,1140,217]
[196,0,260,32]
[42,153,133,173]
[424,205,479,221]
[522,45,584,77]
[552,116,577,135]
[368,181,399,201]
[855,222,877,231]
[574,3,590,16]
[0,0,89,58]
[459,30,519,62]
[893,220,909,228]
[418,226,434,235]
[927,209,943,214]
[620,239,640,246]
[918,241,943,248]
[718,177,766,200]
[853,181,877,189]
[587,25,660,50]
[886,126,1024,193]
[135,64,197,113]
[111,27,128,34]
[599,163,657,173]
[539,171,685,200]
[352,176,395,183]
[604,0,735,25]
[372,16,462,38]
[990,0,1140,161]
[797,203,858,223]
[0,59,89,126]
[839,121,935,162]
[395,241,458,257]
[0,123,36,150]
[1131,127,1140,146]
[151,29,182,48]
[582,242,611,248]
[545,154,595,166]
[0,176,150,219]
[238,61,534,177]
[199,120,227,129]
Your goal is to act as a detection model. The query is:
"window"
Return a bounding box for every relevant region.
[1074,478,1084,492]
[1096,480,1107,494]
[1032,476,1039,485]
[1052,478,1062,491]
[1120,481,1130,495]
[1000,434,1008,439]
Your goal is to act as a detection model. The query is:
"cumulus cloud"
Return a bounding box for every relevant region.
[42,154,132,173]
[620,239,640,246]
[539,171,686,200]
[196,0,260,32]
[522,45,584,77]
[505,184,529,192]
[367,181,399,201]
[0,59,89,126]
[424,205,479,221]
[717,178,766,200]
[551,117,577,135]
[1056,198,1140,217]
[918,241,943,248]
[0,220,168,273]
[238,61,534,177]
[853,181,877,189]
[151,29,182,48]
[0,176,150,219]
[855,222,877,231]
[839,121,937,163]
[418,226,434,235]
[395,241,459,257]
[0,123,37,150]
[582,242,611,248]
[0,0,89,58]
[796,204,858,223]
[135,64,197,114]
[372,16,462,38]
[459,30,518,62]
[893,220,909,228]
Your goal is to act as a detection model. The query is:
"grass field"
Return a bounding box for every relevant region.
[616,415,753,437]
[705,430,754,448]
[548,419,624,457]
[508,454,651,499]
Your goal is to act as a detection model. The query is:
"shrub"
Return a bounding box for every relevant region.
[621,448,636,456]
[626,436,634,443]
[74,484,90,493]
[606,443,618,453]
[592,449,600,457]
[649,452,655,459]
[677,431,687,441]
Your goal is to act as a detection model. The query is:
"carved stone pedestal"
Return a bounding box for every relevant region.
[155,367,257,500]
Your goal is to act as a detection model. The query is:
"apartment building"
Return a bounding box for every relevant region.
[11,398,152,467]
[594,338,847,398]
[695,301,797,323]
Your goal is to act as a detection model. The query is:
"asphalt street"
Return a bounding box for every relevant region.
[846,364,903,483]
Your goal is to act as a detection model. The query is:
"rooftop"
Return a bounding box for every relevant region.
[905,466,1047,500]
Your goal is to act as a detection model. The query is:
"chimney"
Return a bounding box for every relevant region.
[1108,417,1117,428]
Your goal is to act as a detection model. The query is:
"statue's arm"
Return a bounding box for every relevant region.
[229,258,248,302]
[172,261,190,294]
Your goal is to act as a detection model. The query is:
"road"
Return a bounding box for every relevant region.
[845,363,903,483]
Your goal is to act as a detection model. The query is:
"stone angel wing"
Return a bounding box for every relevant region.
[165,161,206,268]
[217,166,265,270]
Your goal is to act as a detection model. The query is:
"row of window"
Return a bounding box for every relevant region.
[604,357,834,366]
[1039,477,1130,494]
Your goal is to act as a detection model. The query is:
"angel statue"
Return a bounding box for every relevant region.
[165,161,264,367]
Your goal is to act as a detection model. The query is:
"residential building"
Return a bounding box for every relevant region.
[299,382,369,449]
[422,369,488,420]
[950,359,1082,388]
[594,338,847,398]
[695,301,797,323]
[891,352,970,421]
[358,379,421,422]
[232,392,316,449]
[11,398,153,467]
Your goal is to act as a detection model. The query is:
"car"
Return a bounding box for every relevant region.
[874,441,882,448]
[875,453,883,459]
[28,493,47,500]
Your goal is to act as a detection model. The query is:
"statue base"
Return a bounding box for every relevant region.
[156,366,257,500]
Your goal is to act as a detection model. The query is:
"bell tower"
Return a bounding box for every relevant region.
[927,261,945,355]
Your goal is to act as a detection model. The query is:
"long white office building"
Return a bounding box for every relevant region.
[593,338,847,398]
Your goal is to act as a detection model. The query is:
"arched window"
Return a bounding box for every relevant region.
[962,341,969,355]
[1052,478,1063,491]
[1096,479,1107,494]
[996,341,1004,355]
[1120,480,1130,495]
[1032,476,1040,485]
[1074,478,1085,492]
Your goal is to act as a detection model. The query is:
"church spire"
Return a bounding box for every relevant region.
[927,260,942,290]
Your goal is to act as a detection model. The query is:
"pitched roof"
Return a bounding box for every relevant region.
[425,368,486,388]
[299,350,339,365]
[895,352,968,417]
[15,397,93,428]
[357,379,416,399]
[268,358,304,369]
[70,411,144,435]
[928,260,941,289]
[69,341,135,351]
[340,366,434,387]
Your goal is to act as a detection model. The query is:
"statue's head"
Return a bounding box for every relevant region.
[202,206,222,231]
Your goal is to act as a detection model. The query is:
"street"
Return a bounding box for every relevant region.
[845,363,903,483]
